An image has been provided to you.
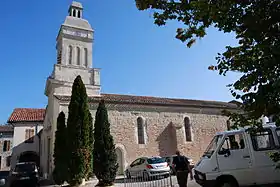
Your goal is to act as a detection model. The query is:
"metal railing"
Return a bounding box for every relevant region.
[113,172,178,187]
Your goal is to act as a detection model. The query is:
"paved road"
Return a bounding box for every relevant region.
[40,176,200,187]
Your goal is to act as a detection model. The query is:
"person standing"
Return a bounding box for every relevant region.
[172,150,194,187]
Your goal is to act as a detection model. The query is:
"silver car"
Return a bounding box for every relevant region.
[125,156,170,180]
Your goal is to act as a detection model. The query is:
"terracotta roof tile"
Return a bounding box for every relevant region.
[55,93,238,109]
[0,125,13,132]
[8,108,46,123]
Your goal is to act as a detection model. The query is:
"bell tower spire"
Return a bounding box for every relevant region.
[56,1,94,68]
[45,1,100,97]
[68,1,83,18]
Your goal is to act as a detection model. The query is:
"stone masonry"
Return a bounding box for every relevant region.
[57,95,238,174]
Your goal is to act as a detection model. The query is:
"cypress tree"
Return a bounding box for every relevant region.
[84,111,94,180]
[66,75,93,186]
[87,112,94,179]
[53,111,67,185]
[93,100,118,186]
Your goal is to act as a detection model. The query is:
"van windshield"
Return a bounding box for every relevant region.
[14,163,36,173]
[203,135,223,158]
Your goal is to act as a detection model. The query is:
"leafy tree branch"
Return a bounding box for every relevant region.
[135,0,280,126]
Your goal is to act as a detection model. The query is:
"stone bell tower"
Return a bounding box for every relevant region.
[42,2,101,178]
[45,1,101,97]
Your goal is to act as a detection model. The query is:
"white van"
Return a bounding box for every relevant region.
[194,124,280,187]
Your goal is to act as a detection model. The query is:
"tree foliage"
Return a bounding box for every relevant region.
[93,100,118,186]
[135,0,280,126]
[135,0,280,163]
[66,75,93,186]
[85,111,94,180]
[53,111,67,185]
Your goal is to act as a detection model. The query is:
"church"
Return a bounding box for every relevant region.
[35,1,238,178]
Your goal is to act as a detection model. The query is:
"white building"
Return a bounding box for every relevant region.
[0,125,13,171]
[7,108,45,170]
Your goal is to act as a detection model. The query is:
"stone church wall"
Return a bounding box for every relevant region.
[60,104,228,173]
[103,110,227,165]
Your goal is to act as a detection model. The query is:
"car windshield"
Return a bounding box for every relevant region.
[203,135,223,158]
[0,171,9,177]
[147,157,166,164]
[14,163,35,173]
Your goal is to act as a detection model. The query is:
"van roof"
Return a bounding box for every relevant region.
[216,123,277,136]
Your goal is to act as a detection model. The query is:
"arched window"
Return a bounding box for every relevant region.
[78,10,81,18]
[68,46,73,65]
[84,48,88,67]
[184,117,192,142]
[73,9,76,17]
[76,47,80,65]
[137,117,145,144]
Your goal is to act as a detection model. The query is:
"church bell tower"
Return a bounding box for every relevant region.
[42,2,101,178]
[45,1,101,97]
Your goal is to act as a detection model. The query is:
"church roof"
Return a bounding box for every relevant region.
[71,1,83,9]
[62,16,93,31]
[55,93,238,109]
[7,108,46,123]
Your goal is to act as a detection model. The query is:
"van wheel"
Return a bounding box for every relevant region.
[218,180,238,187]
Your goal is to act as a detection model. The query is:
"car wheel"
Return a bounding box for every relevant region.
[143,171,150,181]
[125,170,131,179]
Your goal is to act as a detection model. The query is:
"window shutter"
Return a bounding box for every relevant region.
[25,129,29,140]
[3,141,6,152]
[31,129,35,136]
[7,141,10,151]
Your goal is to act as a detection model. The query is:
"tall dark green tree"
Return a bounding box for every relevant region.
[85,111,94,180]
[66,75,93,186]
[53,111,67,185]
[93,100,118,186]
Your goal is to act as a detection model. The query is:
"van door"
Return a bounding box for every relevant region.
[249,128,280,184]
[217,132,253,186]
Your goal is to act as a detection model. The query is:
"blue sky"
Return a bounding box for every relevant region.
[0,0,239,124]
